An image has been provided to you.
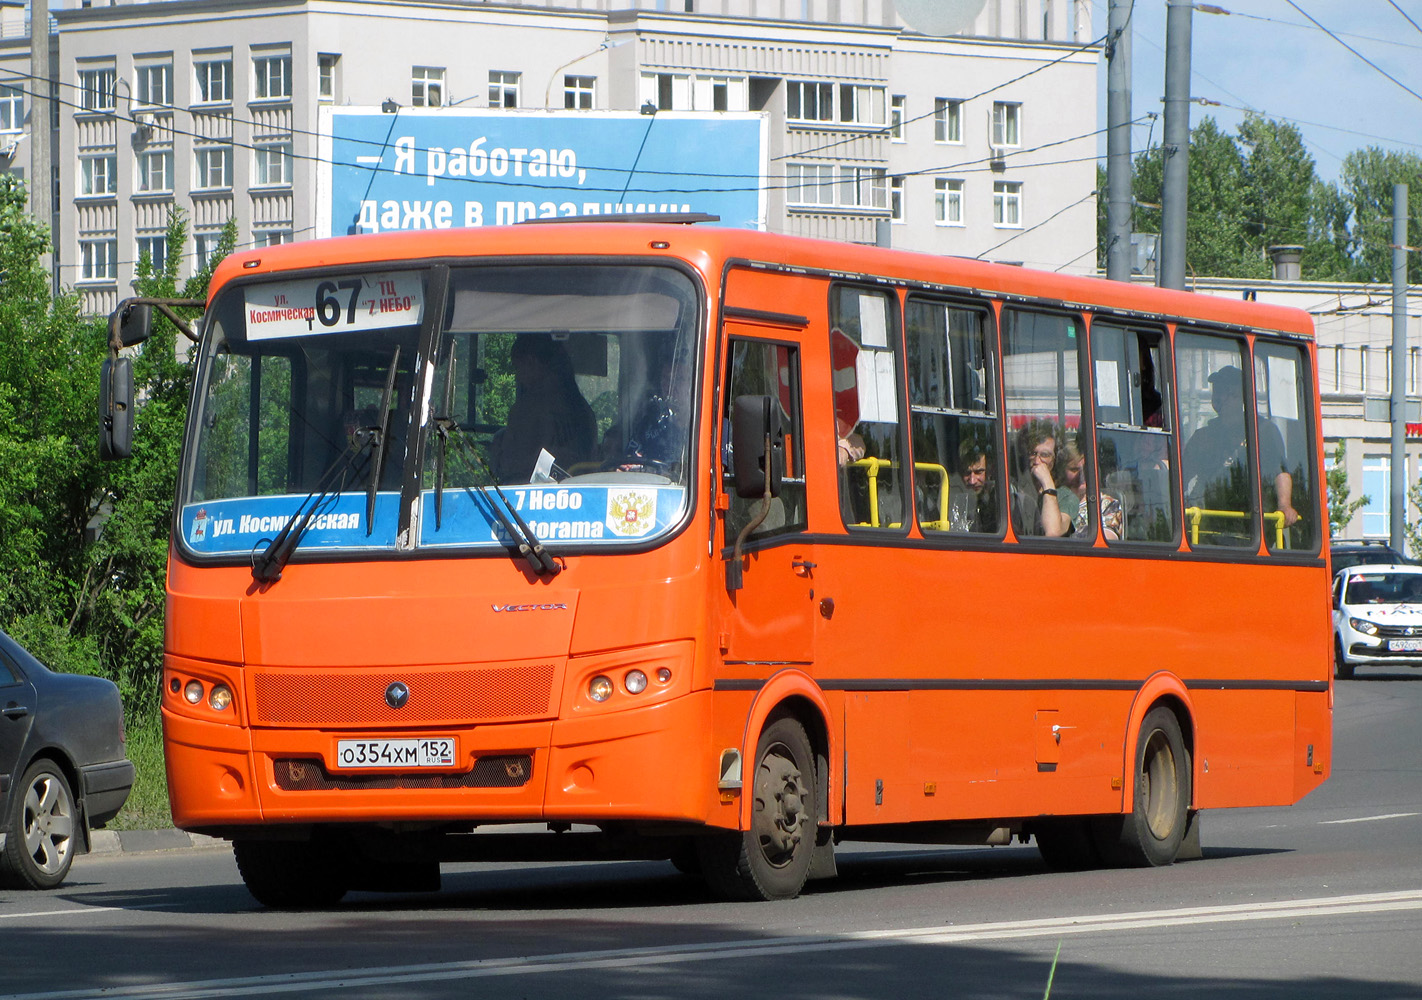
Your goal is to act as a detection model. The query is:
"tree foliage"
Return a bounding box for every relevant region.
[1114,114,1422,283]
[0,188,233,714]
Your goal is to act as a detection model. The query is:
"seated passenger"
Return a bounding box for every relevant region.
[1063,434,1122,540]
[1011,420,1075,538]
[490,334,596,483]
[947,439,997,533]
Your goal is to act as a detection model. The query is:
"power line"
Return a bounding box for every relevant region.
[1389,0,1422,36]
[1282,0,1422,105]
[974,189,1097,260]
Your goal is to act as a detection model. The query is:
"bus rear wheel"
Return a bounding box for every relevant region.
[698,716,816,901]
[1096,706,1191,867]
[233,838,348,909]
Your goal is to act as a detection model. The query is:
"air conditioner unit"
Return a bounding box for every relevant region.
[989,146,1007,172]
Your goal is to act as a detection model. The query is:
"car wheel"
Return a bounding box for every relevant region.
[0,759,77,890]
[1335,639,1355,680]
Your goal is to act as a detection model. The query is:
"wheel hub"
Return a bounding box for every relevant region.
[756,751,806,860]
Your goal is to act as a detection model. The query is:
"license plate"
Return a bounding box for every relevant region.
[1388,640,1422,652]
[334,738,457,768]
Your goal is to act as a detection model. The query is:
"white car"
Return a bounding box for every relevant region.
[1332,564,1422,679]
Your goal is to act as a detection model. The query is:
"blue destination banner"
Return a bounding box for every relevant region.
[179,494,402,555]
[318,108,767,237]
[420,485,687,548]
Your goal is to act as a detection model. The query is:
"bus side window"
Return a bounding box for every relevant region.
[1001,309,1089,541]
[722,338,806,543]
[1254,341,1316,552]
[831,286,907,530]
[1091,323,1176,544]
[905,298,999,535]
[1177,332,1257,549]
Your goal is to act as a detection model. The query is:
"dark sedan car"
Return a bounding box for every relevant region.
[0,629,134,889]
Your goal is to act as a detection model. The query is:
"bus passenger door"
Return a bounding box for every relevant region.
[719,327,816,667]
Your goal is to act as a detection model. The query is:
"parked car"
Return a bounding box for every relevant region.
[1332,564,1422,679]
[0,629,134,889]
[1330,540,1408,576]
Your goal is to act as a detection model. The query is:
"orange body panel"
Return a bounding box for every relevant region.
[163,224,1330,842]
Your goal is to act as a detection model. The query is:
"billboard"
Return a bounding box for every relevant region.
[317,108,767,237]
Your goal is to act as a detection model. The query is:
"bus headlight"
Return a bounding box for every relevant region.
[1349,617,1379,636]
[624,669,648,694]
[588,675,614,703]
[184,680,205,704]
[209,684,234,711]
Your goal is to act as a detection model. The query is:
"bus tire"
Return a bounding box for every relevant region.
[0,760,77,890]
[233,838,348,909]
[1096,706,1191,867]
[698,716,816,901]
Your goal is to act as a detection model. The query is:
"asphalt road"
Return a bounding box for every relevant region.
[4,671,1421,1000]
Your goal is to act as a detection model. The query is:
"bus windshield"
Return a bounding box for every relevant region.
[179,262,701,559]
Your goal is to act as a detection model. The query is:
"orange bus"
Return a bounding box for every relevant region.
[101,221,1332,907]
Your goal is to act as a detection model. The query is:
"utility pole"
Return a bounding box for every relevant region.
[1390,183,1409,552]
[1158,0,1191,291]
[29,0,53,290]
[1105,0,1133,282]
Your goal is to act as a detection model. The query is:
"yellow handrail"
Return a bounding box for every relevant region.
[846,458,950,529]
[1184,506,1286,549]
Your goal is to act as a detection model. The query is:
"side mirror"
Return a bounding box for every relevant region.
[731,394,783,499]
[99,357,134,461]
[115,302,153,348]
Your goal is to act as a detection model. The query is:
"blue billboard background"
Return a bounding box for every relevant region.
[319,108,767,237]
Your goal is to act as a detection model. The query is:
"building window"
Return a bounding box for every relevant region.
[890,175,904,223]
[640,72,690,111]
[412,66,444,108]
[695,74,748,111]
[135,63,172,108]
[254,142,292,186]
[889,95,905,141]
[839,84,886,125]
[787,80,835,123]
[993,180,1022,227]
[255,229,293,247]
[194,58,231,104]
[136,150,172,193]
[78,68,116,112]
[786,162,835,206]
[194,231,224,270]
[488,71,520,109]
[253,54,292,100]
[839,166,887,209]
[992,102,1021,147]
[318,54,339,102]
[194,146,232,189]
[79,154,116,196]
[80,239,117,281]
[1362,454,1391,537]
[564,75,595,110]
[136,234,167,273]
[934,98,962,143]
[0,85,21,132]
[935,178,964,225]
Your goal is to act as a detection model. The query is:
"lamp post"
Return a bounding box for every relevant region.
[543,35,632,109]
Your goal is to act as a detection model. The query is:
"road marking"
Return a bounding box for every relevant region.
[1319,811,1421,825]
[6,889,1422,1000]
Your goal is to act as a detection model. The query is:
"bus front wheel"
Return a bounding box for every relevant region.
[1096,706,1191,867]
[698,716,816,901]
[233,838,348,909]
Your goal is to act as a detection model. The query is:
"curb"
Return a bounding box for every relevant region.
[89,829,227,855]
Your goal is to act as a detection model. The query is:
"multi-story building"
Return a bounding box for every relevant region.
[0,0,1099,315]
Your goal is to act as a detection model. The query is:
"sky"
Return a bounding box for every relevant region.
[1096,0,1422,183]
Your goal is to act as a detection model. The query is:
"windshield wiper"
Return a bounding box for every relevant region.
[251,346,401,584]
[440,423,560,578]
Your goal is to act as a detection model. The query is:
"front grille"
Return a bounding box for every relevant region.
[251,662,556,727]
[1370,623,1422,639]
[273,755,533,791]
